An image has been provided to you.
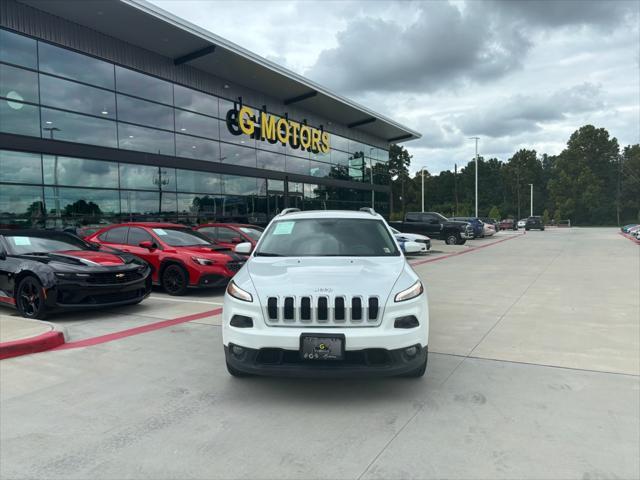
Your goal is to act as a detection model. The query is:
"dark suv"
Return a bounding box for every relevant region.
[525,216,545,231]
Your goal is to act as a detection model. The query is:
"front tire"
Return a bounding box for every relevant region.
[16,276,47,319]
[161,264,189,296]
[445,233,460,245]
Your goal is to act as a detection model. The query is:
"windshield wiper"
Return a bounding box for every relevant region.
[254,252,283,257]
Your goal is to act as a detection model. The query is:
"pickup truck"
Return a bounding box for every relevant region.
[390,212,474,245]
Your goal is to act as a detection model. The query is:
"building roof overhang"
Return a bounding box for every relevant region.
[19,0,421,144]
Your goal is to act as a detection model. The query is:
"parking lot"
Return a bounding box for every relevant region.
[1,228,638,480]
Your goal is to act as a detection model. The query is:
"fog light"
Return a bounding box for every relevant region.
[230,315,253,328]
[394,315,419,328]
[232,345,245,356]
[405,346,418,357]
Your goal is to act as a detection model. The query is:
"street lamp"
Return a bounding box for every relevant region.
[469,137,480,217]
[529,183,534,217]
[418,166,427,213]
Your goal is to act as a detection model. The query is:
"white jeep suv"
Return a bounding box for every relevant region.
[222,208,429,378]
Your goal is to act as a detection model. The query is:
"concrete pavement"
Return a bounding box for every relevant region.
[0,228,638,480]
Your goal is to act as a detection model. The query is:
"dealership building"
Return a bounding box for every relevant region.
[0,0,419,228]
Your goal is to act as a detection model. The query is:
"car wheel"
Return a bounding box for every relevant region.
[445,233,458,245]
[161,264,189,296]
[402,350,428,378]
[16,276,47,319]
[226,361,251,377]
[525,227,530,231]
[541,227,545,231]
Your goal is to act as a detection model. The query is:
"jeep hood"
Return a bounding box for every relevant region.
[247,257,405,302]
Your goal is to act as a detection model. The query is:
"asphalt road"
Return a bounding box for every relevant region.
[1,228,638,480]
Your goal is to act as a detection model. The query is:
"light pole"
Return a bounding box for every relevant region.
[529,183,533,217]
[418,167,427,212]
[469,137,479,217]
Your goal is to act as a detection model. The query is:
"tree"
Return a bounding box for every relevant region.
[388,145,412,216]
[620,144,640,223]
[548,125,620,224]
[488,205,501,220]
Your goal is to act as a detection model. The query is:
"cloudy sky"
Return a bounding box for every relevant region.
[151,0,639,173]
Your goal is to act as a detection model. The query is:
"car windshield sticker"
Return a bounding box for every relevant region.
[153,228,167,236]
[383,247,390,253]
[12,236,32,246]
[273,221,295,235]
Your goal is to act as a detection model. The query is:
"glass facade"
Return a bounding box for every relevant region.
[0,150,388,228]
[0,28,391,227]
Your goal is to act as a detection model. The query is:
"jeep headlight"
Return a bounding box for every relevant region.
[394,281,424,302]
[227,280,253,302]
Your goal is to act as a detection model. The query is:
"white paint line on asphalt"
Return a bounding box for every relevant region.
[149,296,224,306]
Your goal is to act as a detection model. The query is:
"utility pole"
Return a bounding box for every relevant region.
[469,137,479,217]
[420,167,427,212]
[529,183,533,216]
[454,163,458,216]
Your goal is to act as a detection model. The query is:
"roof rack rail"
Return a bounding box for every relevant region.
[278,208,301,216]
[359,207,377,215]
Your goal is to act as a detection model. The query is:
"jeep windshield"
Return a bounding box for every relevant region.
[255,218,400,257]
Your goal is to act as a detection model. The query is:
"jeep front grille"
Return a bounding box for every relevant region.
[264,295,383,327]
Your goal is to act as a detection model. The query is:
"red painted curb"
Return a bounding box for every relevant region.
[619,232,640,244]
[0,330,65,360]
[52,307,223,351]
[409,233,524,267]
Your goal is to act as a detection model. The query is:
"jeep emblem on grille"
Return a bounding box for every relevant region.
[314,287,333,293]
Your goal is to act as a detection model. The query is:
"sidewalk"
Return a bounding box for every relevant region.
[0,314,65,360]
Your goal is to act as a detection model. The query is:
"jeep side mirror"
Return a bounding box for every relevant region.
[234,242,252,255]
[0,249,6,261]
[139,240,157,250]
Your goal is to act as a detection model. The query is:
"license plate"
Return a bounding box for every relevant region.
[300,334,344,361]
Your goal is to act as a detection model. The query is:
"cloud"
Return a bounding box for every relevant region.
[305,0,638,95]
[306,2,531,93]
[456,83,606,137]
[487,0,637,29]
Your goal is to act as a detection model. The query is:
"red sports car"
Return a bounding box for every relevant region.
[194,223,263,250]
[87,223,245,295]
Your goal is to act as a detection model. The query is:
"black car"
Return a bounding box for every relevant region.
[525,216,545,231]
[0,230,151,319]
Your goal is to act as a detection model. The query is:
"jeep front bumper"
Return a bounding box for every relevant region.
[225,344,428,378]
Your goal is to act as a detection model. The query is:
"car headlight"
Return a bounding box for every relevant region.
[227,280,253,302]
[192,256,215,266]
[54,272,89,278]
[394,281,424,302]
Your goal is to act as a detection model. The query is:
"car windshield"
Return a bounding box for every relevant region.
[255,218,400,257]
[152,228,212,247]
[4,233,87,255]
[238,227,262,241]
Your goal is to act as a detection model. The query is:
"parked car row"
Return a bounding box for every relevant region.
[0,221,264,318]
[621,224,640,241]
[390,212,508,245]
